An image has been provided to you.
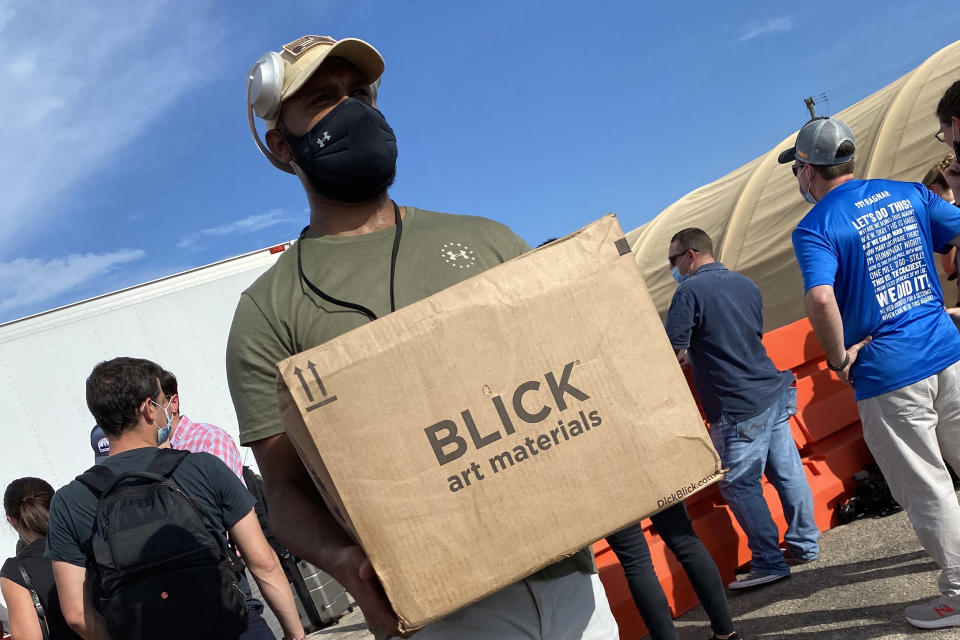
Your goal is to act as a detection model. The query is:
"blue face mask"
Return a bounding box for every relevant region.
[671,266,689,284]
[150,399,173,445]
[797,163,818,204]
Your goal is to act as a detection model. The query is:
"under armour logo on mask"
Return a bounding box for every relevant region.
[316,131,332,147]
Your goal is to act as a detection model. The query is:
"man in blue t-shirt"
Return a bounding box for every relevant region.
[784,116,960,630]
[665,228,819,591]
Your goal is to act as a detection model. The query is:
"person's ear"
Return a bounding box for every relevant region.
[266,129,294,164]
[141,397,158,424]
[168,393,180,416]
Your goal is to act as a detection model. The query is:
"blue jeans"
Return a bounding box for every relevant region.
[606,503,733,639]
[239,608,276,640]
[709,386,819,575]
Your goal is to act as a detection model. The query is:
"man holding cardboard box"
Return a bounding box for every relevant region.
[228,34,618,639]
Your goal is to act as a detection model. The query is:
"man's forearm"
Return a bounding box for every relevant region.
[252,433,401,635]
[267,476,356,574]
[804,286,847,364]
[248,558,304,639]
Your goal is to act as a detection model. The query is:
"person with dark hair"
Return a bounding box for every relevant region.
[784,115,960,629]
[157,368,303,639]
[228,35,618,639]
[665,227,819,591]
[45,357,305,640]
[605,508,739,640]
[2,477,82,639]
[935,80,960,199]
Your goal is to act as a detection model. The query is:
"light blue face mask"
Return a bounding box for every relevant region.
[150,399,173,445]
[796,163,818,204]
[671,266,689,284]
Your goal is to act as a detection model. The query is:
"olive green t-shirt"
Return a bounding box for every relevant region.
[225,206,594,584]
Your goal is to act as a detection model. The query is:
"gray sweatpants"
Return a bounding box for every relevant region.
[858,360,960,596]
[389,573,618,640]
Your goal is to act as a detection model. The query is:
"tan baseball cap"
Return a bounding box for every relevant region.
[247,35,385,172]
[250,35,385,128]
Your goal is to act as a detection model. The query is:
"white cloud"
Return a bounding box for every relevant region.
[0,249,145,313]
[177,209,295,249]
[738,16,795,42]
[0,1,223,253]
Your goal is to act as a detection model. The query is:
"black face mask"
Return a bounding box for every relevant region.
[285,98,398,203]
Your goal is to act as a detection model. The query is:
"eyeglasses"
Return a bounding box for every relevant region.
[668,250,695,266]
[792,162,806,177]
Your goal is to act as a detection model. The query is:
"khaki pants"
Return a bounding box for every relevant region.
[858,360,960,596]
[390,572,618,640]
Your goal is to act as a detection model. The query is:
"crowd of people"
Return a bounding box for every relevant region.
[1,32,960,640]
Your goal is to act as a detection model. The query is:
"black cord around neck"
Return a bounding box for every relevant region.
[296,201,403,321]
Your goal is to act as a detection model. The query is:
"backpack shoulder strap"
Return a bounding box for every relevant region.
[145,448,190,478]
[76,465,117,498]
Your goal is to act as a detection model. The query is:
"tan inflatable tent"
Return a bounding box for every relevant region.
[627,39,960,332]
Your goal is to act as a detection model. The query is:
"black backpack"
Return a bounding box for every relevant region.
[76,448,248,640]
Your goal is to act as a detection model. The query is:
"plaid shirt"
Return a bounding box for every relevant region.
[171,415,245,482]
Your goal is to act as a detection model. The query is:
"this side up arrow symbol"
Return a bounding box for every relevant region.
[293,366,315,402]
[306,361,326,396]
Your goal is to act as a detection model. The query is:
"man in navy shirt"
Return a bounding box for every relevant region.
[665,228,819,590]
[785,115,960,629]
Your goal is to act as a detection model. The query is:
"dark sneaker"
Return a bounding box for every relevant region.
[727,571,788,590]
[905,595,960,629]
[705,632,741,640]
[783,548,819,566]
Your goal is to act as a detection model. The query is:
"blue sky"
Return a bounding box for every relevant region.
[1,1,958,323]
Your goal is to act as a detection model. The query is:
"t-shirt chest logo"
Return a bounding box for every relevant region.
[440,242,478,269]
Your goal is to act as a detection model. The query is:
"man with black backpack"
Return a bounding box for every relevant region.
[45,357,305,640]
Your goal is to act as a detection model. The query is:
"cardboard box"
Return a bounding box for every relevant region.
[276,215,722,631]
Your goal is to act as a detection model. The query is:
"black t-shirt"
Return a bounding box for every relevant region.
[45,447,255,566]
[1,537,83,640]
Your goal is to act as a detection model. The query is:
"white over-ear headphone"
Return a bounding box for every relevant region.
[248,51,284,121]
[247,51,294,173]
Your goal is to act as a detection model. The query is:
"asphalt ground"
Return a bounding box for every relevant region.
[671,496,960,640]
[309,493,960,640]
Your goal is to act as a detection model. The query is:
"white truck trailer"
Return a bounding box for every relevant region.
[0,241,291,558]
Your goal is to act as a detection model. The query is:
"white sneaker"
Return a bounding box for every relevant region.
[905,595,960,629]
[727,571,788,590]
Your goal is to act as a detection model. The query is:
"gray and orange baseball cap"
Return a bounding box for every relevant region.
[778,116,856,166]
